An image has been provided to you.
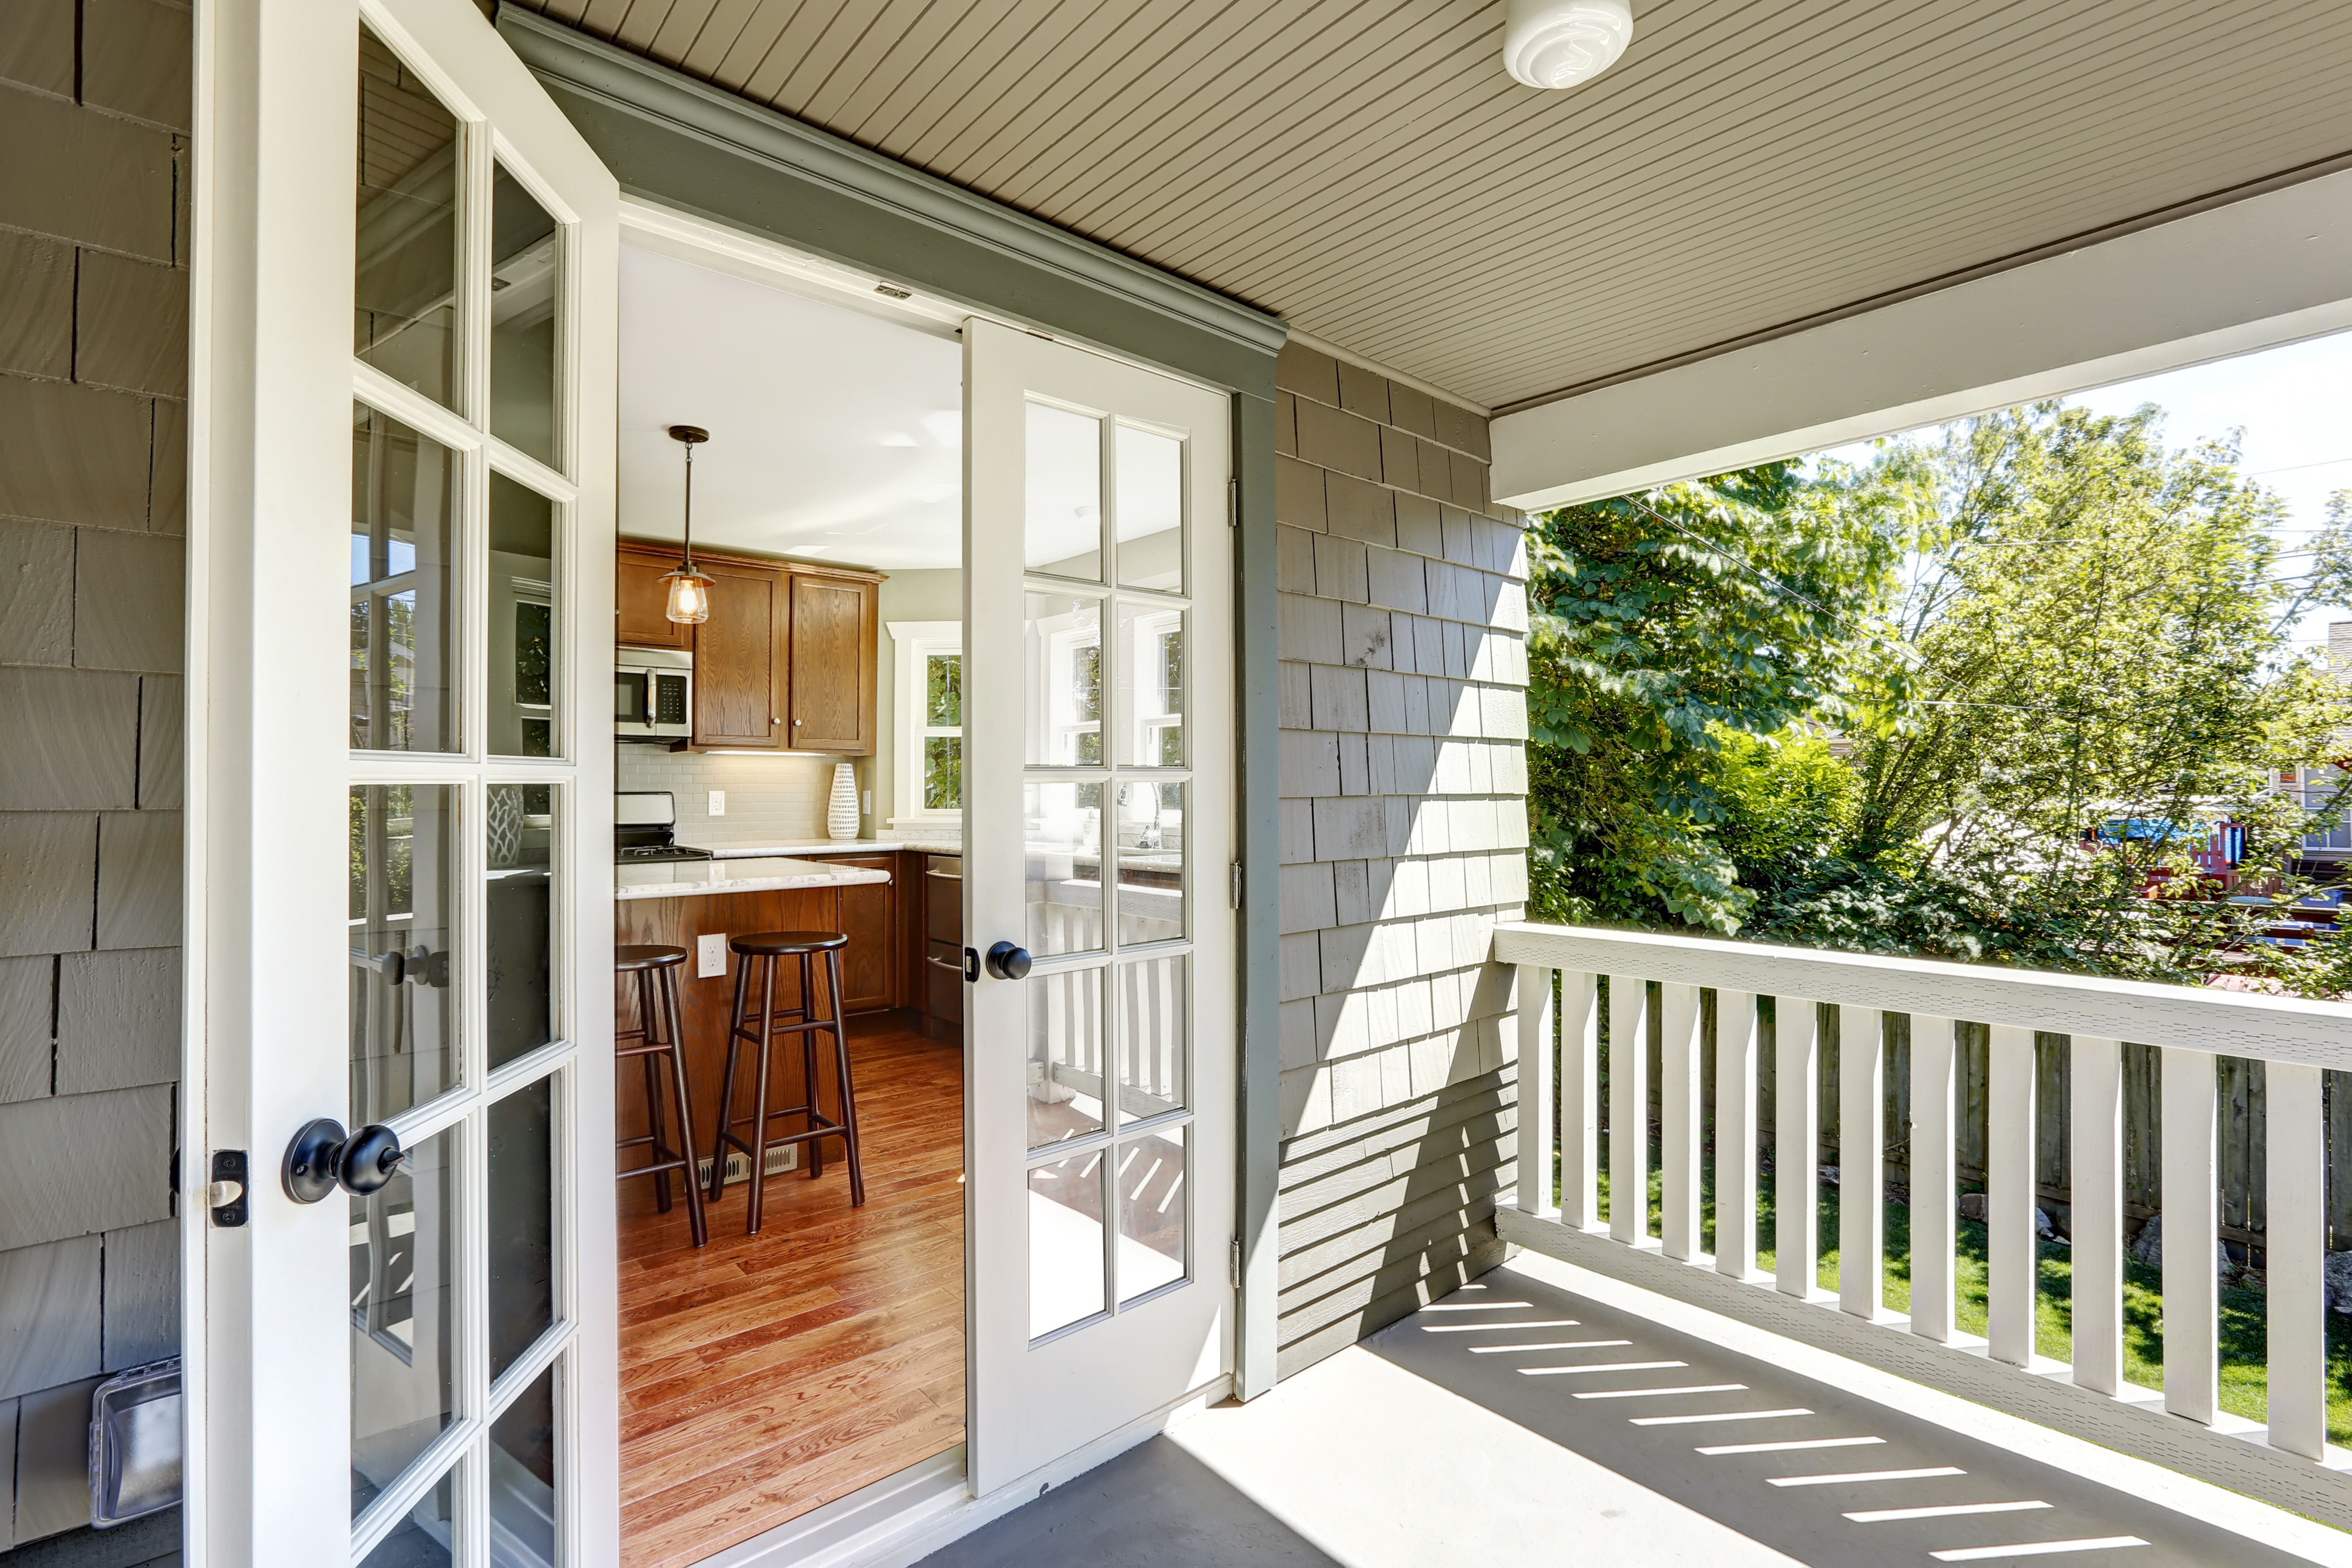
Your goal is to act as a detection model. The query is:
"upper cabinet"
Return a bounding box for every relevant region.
[616,544,691,650]
[787,572,879,754]
[615,543,881,755]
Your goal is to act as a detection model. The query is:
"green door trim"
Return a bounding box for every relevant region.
[499,7,1285,1403]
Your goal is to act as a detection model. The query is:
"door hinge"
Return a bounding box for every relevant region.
[207,1149,249,1228]
[1229,862,1243,909]
[1226,478,1238,528]
[1229,1238,1243,1291]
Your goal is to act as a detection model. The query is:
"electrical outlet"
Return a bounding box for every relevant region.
[708,790,726,817]
[697,933,727,978]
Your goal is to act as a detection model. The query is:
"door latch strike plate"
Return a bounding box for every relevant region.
[1230,1238,1242,1290]
[209,1149,249,1228]
[1229,863,1243,909]
[1226,478,1238,528]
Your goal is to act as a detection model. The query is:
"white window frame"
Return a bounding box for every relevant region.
[889,619,964,826]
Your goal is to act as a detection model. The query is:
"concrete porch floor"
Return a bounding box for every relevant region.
[919,1252,2352,1568]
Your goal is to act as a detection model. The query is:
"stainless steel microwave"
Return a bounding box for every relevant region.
[616,648,692,742]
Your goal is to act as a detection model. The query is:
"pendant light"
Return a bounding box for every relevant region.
[661,423,714,625]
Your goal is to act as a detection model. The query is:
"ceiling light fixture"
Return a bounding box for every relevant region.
[1504,0,1633,89]
[661,424,715,625]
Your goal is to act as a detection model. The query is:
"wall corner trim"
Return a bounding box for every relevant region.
[496,9,1286,362]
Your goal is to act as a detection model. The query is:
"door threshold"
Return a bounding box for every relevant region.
[691,1376,1233,1568]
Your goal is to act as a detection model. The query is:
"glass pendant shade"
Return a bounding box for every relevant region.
[662,566,713,625]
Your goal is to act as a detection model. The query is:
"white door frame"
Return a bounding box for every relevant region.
[185,0,619,1560]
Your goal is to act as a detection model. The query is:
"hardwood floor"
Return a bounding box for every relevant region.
[616,1014,965,1568]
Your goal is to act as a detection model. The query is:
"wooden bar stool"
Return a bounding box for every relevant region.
[707,931,864,1233]
[615,944,707,1249]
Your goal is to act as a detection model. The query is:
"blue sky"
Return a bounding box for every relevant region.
[1827,329,2352,652]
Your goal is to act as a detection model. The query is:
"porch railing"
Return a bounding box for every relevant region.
[1493,919,2352,1510]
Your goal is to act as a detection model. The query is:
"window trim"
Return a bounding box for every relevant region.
[888,619,964,825]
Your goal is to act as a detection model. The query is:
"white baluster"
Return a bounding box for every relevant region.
[2161,1046,2219,1423]
[1517,965,1559,1222]
[1562,972,1600,1230]
[1840,1005,1884,1319]
[1909,1015,1957,1341]
[1609,975,1650,1245]
[2267,1060,2325,1458]
[1715,990,1760,1280]
[1661,983,1703,1262]
[2069,1036,2123,1395]
[1775,998,1818,1298]
[1987,1024,2039,1367]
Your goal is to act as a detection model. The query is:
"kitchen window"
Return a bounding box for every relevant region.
[889,621,964,825]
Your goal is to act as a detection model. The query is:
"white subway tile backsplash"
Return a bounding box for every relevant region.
[615,748,841,846]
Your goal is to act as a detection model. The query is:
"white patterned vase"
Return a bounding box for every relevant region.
[827,762,859,840]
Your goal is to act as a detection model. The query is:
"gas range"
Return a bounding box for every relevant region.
[615,790,712,864]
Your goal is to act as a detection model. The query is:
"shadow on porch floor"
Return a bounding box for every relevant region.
[920,1254,2345,1567]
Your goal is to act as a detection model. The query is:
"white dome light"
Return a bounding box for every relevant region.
[1504,0,1634,89]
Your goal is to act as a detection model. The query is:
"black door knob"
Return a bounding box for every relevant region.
[985,941,1032,980]
[282,1118,416,1204]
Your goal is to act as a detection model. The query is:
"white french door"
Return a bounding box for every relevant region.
[963,319,1237,1495]
[190,0,618,1563]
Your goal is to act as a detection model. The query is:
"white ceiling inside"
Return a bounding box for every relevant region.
[617,243,962,569]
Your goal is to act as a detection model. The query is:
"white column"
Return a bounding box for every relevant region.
[1987,1025,2040,1367]
[2267,1061,2325,1458]
[1561,973,1601,1229]
[1660,984,1703,1261]
[1775,998,1818,1298]
[2161,1046,2219,1424]
[1609,975,1651,1245]
[1715,990,1760,1280]
[1515,965,1558,1222]
[1908,1015,1956,1342]
[2069,1036,2124,1395]
[1839,1006,1884,1319]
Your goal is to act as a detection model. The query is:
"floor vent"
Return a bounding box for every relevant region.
[694,1144,799,1186]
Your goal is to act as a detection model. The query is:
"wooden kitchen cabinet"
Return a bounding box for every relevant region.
[691,559,786,749]
[787,571,880,754]
[615,542,880,755]
[829,853,898,1013]
[615,545,692,649]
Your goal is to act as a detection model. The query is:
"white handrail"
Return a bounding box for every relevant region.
[1493,922,2352,1069]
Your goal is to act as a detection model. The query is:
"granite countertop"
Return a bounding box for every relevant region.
[699,837,964,858]
[615,855,895,902]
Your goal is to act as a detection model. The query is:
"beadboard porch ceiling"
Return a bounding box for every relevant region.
[510,0,2352,414]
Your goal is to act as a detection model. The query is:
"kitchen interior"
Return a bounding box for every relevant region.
[606,242,968,1567]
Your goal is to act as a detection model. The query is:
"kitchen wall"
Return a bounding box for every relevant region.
[0,2,190,1562]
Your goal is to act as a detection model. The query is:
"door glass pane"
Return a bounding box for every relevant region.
[352,404,457,753]
[358,1466,454,1568]
[1118,1123,1187,1303]
[488,1074,555,1382]
[356,24,460,410]
[1029,1152,1105,1338]
[1114,602,1185,768]
[1115,781,1184,944]
[1025,780,1101,956]
[487,783,554,1071]
[1028,967,1103,1150]
[489,1364,559,1568]
[1114,425,1183,592]
[1025,402,1102,580]
[1025,593,1102,766]
[490,163,561,469]
[351,784,459,1122]
[351,1126,456,1519]
[1116,954,1186,1124]
[489,473,557,758]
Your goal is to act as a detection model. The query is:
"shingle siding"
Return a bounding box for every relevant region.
[1272,342,1527,1378]
[0,3,187,1550]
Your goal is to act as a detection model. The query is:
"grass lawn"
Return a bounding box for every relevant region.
[1588,1143,2352,1445]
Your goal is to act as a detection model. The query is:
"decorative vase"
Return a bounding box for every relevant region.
[827,762,859,840]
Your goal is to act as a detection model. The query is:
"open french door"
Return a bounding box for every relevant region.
[963,320,1237,1495]
[189,1,618,1563]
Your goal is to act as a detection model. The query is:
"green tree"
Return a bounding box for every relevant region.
[1524,461,1918,930]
